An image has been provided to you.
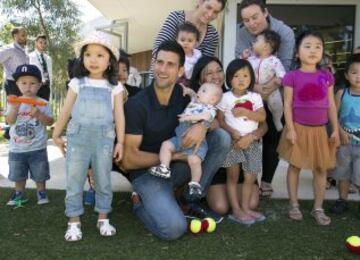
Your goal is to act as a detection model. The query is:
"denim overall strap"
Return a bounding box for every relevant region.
[70,77,114,126]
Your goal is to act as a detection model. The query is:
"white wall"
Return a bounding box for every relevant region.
[223,0,360,68]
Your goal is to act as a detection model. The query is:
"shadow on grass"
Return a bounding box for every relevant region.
[0,188,359,259]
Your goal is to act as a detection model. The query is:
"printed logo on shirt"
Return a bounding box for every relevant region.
[234,98,253,111]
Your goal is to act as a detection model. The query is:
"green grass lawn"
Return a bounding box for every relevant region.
[0,188,359,259]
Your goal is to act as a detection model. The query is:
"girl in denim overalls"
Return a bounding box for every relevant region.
[53,31,125,241]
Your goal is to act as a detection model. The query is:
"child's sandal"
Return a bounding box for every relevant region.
[311,208,331,226]
[97,219,116,236]
[65,222,82,242]
[288,204,303,221]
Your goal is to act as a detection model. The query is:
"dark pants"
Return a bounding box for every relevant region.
[4,80,21,96]
[37,81,50,101]
[261,103,282,183]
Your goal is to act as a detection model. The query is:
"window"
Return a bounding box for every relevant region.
[268,5,355,89]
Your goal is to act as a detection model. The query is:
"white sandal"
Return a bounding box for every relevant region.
[97,219,116,236]
[65,222,82,241]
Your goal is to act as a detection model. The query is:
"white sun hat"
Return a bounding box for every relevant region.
[74,31,119,60]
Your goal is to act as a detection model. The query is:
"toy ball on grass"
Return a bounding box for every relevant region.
[201,217,216,233]
[189,218,216,234]
[346,236,360,254]
[190,219,202,234]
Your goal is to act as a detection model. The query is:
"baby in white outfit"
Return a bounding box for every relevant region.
[242,30,286,131]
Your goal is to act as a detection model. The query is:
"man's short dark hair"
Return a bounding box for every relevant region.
[11,27,26,38]
[156,41,185,67]
[239,0,266,13]
[35,34,47,41]
[261,30,280,54]
[177,22,201,42]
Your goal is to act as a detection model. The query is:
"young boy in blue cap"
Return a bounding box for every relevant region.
[6,64,54,206]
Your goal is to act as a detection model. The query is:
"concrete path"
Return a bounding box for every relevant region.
[0,140,359,201]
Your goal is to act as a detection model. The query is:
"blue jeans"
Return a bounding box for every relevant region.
[65,123,115,217]
[130,128,231,240]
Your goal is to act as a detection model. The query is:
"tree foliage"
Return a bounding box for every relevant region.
[0,23,15,46]
[1,0,81,115]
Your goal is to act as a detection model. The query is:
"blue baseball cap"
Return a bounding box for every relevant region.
[13,64,42,82]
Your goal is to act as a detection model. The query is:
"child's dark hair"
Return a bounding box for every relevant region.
[177,22,200,42]
[226,59,255,90]
[345,53,360,74]
[118,56,130,73]
[73,44,119,85]
[295,30,325,68]
[261,29,280,54]
[156,40,185,67]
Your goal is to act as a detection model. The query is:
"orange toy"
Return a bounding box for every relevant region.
[7,96,47,107]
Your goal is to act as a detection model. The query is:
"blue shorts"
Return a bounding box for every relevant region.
[169,122,207,161]
[330,143,360,186]
[8,148,50,182]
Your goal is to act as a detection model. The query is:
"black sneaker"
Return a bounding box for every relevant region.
[329,199,349,214]
[188,182,202,201]
[149,164,171,179]
[183,202,223,223]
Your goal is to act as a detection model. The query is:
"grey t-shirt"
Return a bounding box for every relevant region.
[235,16,295,71]
[7,98,53,153]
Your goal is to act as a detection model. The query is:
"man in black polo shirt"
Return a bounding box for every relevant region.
[121,41,231,240]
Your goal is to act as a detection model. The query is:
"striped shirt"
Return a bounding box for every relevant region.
[151,10,219,72]
[0,43,29,80]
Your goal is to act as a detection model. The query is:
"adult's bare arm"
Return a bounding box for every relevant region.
[121,134,160,171]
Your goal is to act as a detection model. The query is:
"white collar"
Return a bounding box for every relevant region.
[35,49,47,56]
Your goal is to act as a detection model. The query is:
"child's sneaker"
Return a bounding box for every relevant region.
[149,164,171,178]
[37,190,50,205]
[7,191,27,206]
[84,188,95,206]
[188,181,202,201]
[329,199,348,214]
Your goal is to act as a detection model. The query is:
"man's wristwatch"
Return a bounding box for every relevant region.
[200,120,211,129]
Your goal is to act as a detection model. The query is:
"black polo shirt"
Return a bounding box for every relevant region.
[125,82,190,154]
